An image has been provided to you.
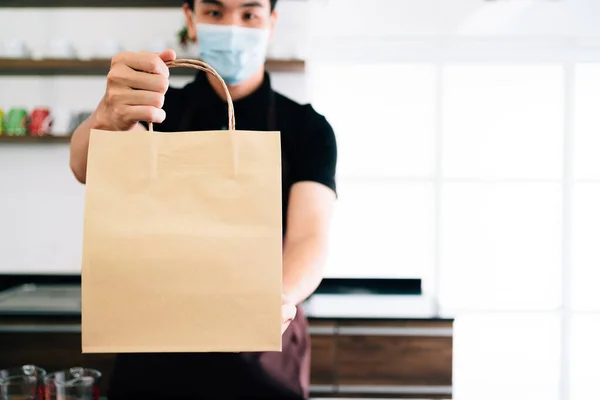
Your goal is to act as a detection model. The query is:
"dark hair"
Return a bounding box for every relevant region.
[185,0,278,11]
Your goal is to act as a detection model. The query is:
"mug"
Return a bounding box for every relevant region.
[69,111,93,132]
[5,108,28,136]
[0,365,47,400]
[50,108,73,136]
[29,107,53,137]
[44,39,77,59]
[92,40,121,59]
[44,368,101,400]
[0,39,29,58]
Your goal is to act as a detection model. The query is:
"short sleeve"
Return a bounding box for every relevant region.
[292,106,337,194]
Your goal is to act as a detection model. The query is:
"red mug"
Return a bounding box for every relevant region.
[29,107,53,137]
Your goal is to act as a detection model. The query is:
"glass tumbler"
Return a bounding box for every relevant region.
[43,368,101,400]
[0,365,47,400]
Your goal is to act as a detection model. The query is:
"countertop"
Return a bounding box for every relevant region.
[0,283,451,322]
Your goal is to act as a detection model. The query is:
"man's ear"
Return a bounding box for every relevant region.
[183,2,198,41]
[269,9,278,41]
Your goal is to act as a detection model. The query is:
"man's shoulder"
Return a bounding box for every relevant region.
[274,91,331,133]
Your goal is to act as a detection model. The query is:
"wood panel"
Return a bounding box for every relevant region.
[310,334,336,385]
[0,0,202,7]
[0,0,305,6]
[308,320,337,385]
[0,317,454,398]
[337,334,453,386]
[0,59,305,76]
[312,394,450,399]
[336,319,453,328]
[0,136,71,143]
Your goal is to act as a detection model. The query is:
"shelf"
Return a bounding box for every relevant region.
[2,0,197,7]
[0,135,71,143]
[3,0,301,6]
[0,58,305,76]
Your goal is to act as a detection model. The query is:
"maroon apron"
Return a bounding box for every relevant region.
[107,84,311,400]
[240,90,311,399]
[182,86,312,398]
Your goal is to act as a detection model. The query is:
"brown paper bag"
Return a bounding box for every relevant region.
[81,59,282,354]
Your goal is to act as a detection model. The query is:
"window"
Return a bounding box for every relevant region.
[454,313,561,400]
[310,63,436,281]
[574,64,600,180]
[442,65,564,180]
[440,182,562,311]
[440,65,564,312]
[310,63,435,178]
[309,57,599,398]
[327,182,434,279]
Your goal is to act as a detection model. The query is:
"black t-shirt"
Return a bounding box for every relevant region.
[108,73,337,399]
[150,71,337,236]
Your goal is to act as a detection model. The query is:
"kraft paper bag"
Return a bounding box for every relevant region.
[81,59,282,354]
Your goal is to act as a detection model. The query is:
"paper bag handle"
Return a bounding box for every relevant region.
[147,58,236,132]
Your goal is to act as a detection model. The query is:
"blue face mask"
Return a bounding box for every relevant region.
[197,23,270,85]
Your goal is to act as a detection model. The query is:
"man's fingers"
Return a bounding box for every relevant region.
[108,66,169,93]
[115,51,170,77]
[116,105,165,125]
[282,304,297,323]
[159,49,177,63]
[282,320,292,335]
[121,90,165,109]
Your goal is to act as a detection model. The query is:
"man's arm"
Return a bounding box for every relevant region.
[70,112,146,184]
[282,181,336,305]
[69,50,175,184]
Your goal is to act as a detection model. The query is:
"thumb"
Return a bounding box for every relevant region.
[159,49,177,63]
[282,303,297,322]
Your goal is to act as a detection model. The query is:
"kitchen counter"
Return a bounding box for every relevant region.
[0,283,449,321]
[0,284,454,399]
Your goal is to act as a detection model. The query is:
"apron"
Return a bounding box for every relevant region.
[178,88,311,399]
[109,88,311,399]
[239,91,311,400]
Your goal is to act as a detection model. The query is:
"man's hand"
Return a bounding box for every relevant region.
[281,294,297,334]
[93,49,176,131]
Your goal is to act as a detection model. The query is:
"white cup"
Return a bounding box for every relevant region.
[69,111,93,132]
[145,39,174,54]
[50,108,74,136]
[44,39,77,59]
[0,39,29,58]
[92,40,122,59]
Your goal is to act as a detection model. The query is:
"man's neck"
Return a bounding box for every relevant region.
[207,67,265,102]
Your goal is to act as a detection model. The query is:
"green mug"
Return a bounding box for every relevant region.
[6,108,28,136]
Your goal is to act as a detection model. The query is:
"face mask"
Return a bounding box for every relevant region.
[197,23,270,85]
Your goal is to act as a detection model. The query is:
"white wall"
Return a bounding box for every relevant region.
[0,3,307,275]
[3,0,600,275]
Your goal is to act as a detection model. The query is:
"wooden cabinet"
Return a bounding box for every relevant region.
[337,335,452,386]
[308,322,337,386]
[0,329,115,396]
[309,319,453,398]
[0,317,453,399]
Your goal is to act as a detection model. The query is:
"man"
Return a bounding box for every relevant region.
[70,0,336,398]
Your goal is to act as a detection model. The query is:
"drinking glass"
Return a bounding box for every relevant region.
[44,368,100,400]
[0,365,46,400]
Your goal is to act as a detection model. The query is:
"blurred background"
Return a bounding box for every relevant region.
[2,0,600,399]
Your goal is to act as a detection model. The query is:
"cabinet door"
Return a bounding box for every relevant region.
[336,321,453,395]
[0,331,115,395]
[309,322,337,388]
